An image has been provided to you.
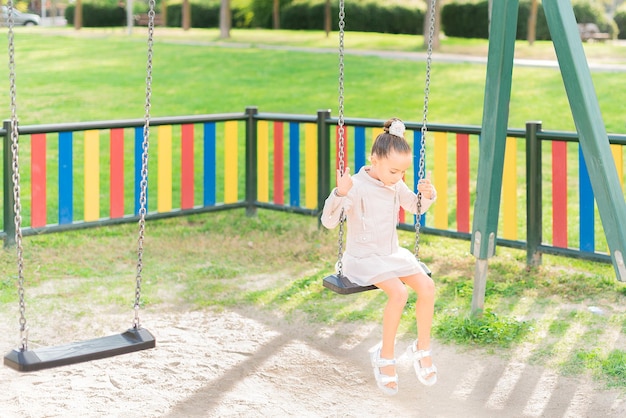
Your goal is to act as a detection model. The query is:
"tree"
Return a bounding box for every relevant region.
[423,0,442,50]
[182,0,190,31]
[220,0,231,39]
[75,0,82,30]
[325,0,331,37]
[273,0,280,30]
[528,0,538,45]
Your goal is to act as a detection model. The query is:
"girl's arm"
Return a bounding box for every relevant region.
[398,180,437,215]
[321,189,349,229]
[321,168,353,229]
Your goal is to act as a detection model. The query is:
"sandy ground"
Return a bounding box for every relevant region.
[1,303,625,418]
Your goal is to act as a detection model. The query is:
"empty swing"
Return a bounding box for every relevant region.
[3,1,158,372]
[322,0,438,295]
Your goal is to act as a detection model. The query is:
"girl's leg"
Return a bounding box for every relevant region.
[402,272,435,371]
[374,278,408,389]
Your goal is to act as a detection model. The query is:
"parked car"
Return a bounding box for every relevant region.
[1,6,41,26]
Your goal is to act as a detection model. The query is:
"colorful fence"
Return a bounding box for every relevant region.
[2,110,626,267]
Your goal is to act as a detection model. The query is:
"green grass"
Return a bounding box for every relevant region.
[2,27,626,132]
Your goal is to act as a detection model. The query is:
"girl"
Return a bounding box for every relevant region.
[321,118,437,395]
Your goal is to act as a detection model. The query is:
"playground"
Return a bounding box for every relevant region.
[2,1,626,416]
[0,240,624,418]
[0,208,624,417]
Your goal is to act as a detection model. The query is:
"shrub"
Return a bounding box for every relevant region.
[65,4,126,27]
[281,0,424,35]
[614,6,626,39]
[442,0,616,41]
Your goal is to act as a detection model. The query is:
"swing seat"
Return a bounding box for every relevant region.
[323,262,432,295]
[3,327,155,372]
[323,274,377,294]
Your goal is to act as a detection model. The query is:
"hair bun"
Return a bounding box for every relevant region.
[389,120,405,138]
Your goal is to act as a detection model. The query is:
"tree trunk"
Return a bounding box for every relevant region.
[220,0,231,39]
[161,0,167,26]
[74,0,82,30]
[422,0,442,50]
[324,0,331,38]
[528,0,538,45]
[182,0,191,31]
[162,1,168,26]
[273,0,280,30]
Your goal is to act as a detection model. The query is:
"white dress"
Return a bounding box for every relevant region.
[321,166,436,286]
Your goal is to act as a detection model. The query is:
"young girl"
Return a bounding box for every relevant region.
[321,118,437,395]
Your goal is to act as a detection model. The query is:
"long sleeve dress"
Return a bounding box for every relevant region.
[321,166,437,286]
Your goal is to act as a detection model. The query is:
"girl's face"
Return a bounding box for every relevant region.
[370,150,413,186]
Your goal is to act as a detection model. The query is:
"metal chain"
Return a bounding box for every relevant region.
[134,0,156,329]
[336,0,346,277]
[415,0,437,260]
[6,1,28,351]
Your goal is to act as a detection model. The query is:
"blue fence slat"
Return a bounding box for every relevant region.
[58,131,73,224]
[579,145,595,252]
[134,127,145,215]
[355,126,366,172]
[289,122,300,207]
[203,122,216,206]
[414,130,426,227]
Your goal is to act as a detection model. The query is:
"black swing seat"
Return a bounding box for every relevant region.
[323,261,432,295]
[4,327,156,372]
[323,274,377,294]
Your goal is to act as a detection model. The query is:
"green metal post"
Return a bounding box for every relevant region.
[544,0,626,281]
[470,0,519,312]
[470,0,519,260]
[317,109,332,216]
[245,106,258,217]
[3,120,16,247]
[526,121,543,267]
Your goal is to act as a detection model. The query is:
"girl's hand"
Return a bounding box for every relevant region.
[336,167,353,196]
[417,171,434,199]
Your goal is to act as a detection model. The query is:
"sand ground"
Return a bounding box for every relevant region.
[1,303,625,418]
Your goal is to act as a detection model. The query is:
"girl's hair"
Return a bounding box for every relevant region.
[371,118,411,159]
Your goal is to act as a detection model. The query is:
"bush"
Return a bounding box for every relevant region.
[614,6,626,39]
[250,0,293,28]
[441,1,489,39]
[442,0,616,41]
[152,2,248,29]
[65,4,126,27]
[281,0,424,35]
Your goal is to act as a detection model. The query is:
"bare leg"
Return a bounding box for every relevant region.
[402,272,435,373]
[374,278,408,389]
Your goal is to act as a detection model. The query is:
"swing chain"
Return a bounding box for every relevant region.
[134,0,156,329]
[6,1,29,351]
[336,0,346,277]
[415,0,437,261]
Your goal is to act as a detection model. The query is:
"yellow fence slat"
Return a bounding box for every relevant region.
[258,121,269,203]
[611,144,624,190]
[157,125,173,212]
[224,121,238,203]
[502,136,517,240]
[305,123,317,209]
[84,130,100,221]
[433,131,448,229]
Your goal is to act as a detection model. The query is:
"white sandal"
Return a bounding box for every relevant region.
[369,343,398,396]
[407,340,437,386]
